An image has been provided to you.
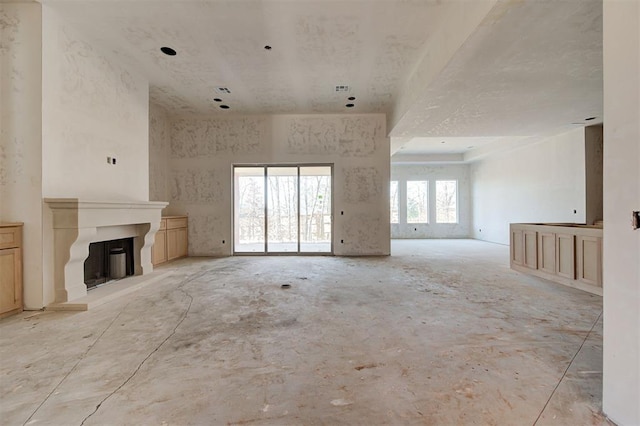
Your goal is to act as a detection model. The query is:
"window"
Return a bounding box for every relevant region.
[407,181,429,223]
[390,181,399,224]
[436,180,457,223]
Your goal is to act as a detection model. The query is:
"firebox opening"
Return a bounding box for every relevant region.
[84,238,135,289]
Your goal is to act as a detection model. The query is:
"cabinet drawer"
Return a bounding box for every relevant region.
[166,217,187,230]
[0,227,22,250]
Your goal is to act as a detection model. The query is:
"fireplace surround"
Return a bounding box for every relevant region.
[45,199,168,305]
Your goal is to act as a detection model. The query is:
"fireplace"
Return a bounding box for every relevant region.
[84,237,134,289]
[45,198,168,306]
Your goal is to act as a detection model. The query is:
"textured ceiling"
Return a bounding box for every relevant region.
[42,0,603,155]
[390,0,603,140]
[43,0,447,116]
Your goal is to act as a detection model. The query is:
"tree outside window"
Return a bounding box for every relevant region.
[436,180,457,223]
[407,181,428,223]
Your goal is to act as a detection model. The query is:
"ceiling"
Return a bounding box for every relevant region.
[42,0,603,157]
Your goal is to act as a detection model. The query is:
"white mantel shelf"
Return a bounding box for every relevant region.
[45,199,169,210]
[45,198,169,308]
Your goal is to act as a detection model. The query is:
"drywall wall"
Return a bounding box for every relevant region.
[390,164,470,238]
[165,114,390,256]
[585,124,603,225]
[0,3,44,309]
[471,128,586,245]
[149,102,170,204]
[41,6,149,201]
[602,0,640,424]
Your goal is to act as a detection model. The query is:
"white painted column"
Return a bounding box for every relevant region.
[602,0,640,424]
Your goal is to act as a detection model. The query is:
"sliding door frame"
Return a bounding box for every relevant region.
[232,163,334,256]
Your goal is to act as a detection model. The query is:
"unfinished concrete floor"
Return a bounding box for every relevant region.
[1,240,608,425]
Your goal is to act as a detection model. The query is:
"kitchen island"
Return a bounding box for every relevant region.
[510,223,603,295]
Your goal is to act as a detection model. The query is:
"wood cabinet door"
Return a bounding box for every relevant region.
[177,228,188,258]
[167,228,180,261]
[523,231,538,270]
[556,233,576,279]
[511,229,524,266]
[577,236,602,287]
[537,232,556,274]
[152,230,167,265]
[0,248,22,314]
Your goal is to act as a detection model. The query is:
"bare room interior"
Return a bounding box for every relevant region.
[1,0,638,425]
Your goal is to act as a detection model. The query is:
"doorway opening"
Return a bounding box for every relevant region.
[233,165,333,254]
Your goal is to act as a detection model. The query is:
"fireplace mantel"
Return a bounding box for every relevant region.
[45,198,168,305]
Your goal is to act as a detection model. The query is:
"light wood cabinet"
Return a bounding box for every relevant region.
[537,232,556,274]
[0,223,23,318]
[576,235,602,287]
[523,230,538,270]
[556,233,576,279]
[510,223,602,295]
[152,216,188,266]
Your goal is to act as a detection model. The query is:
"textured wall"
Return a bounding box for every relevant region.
[471,128,587,245]
[0,3,44,309]
[149,103,170,203]
[41,6,149,201]
[166,114,390,256]
[390,164,470,239]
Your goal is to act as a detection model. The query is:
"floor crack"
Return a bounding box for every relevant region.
[22,305,129,426]
[532,309,603,425]
[79,281,196,426]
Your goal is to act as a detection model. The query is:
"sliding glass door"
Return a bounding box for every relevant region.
[234,165,332,254]
[234,167,265,253]
[267,167,298,253]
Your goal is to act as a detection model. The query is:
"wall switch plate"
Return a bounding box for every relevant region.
[633,211,639,230]
[107,156,111,164]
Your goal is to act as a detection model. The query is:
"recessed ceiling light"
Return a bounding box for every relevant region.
[264,45,272,50]
[215,87,231,94]
[441,141,446,144]
[348,96,356,101]
[468,146,474,148]
[160,47,177,56]
[213,98,222,102]
[346,103,355,108]
[220,105,230,109]
[585,116,596,121]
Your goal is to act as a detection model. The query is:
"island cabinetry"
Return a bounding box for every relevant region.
[510,223,602,295]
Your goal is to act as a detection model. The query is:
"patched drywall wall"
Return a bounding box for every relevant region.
[149,103,170,204]
[602,0,640,423]
[41,6,149,201]
[165,114,390,256]
[471,128,587,245]
[0,3,44,309]
[390,164,470,238]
